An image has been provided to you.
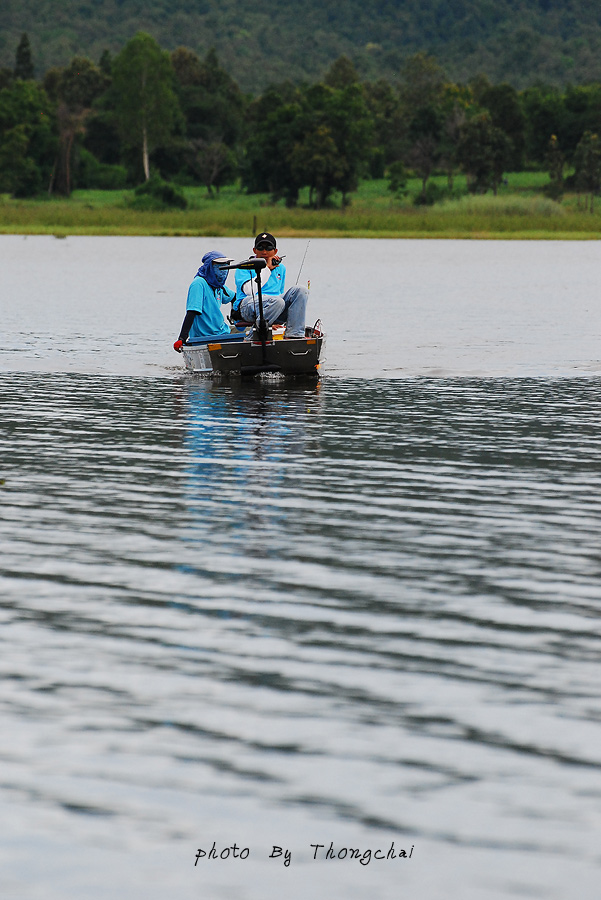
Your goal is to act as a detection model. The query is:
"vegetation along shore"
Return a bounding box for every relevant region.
[2,31,601,238]
[3,179,601,240]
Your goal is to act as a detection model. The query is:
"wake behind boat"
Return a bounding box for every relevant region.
[180,256,325,377]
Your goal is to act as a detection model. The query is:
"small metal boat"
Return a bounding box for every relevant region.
[181,257,325,377]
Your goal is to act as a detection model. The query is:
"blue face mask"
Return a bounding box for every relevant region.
[211,263,228,287]
[196,251,230,289]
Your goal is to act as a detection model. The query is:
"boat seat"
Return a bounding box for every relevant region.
[186,332,244,346]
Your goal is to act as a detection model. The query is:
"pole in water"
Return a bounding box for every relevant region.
[295,240,310,285]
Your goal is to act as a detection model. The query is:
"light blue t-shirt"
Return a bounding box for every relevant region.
[234,263,286,311]
[186,276,234,340]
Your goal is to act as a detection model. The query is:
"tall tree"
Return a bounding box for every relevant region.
[188,139,237,195]
[364,78,406,173]
[244,78,371,208]
[288,81,372,207]
[173,47,246,146]
[48,56,108,195]
[545,134,564,200]
[521,85,564,165]
[407,104,443,201]
[438,84,474,190]
[573,130,601,212]
[0,80,55,195]
[479,83,526,170]
[562,85,601,161]
[171,46,246,186]
[111,32,180,181]
[456,113,512,194]
[243,84,305,204]
[14,34,34,81]
[290,124,345,208]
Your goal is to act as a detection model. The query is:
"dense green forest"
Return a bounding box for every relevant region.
[3,0,601,90]
[2,32,601,212]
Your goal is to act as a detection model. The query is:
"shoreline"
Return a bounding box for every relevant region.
[2,225,600,240]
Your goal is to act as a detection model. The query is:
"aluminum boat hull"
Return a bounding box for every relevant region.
[181,331,324,377]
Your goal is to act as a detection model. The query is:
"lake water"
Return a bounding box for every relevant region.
[1,236,601,900]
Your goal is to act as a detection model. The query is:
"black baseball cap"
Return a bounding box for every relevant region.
[254,232,277,250]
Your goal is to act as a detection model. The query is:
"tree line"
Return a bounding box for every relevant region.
[5,0,601,94]
[2,32,601,208]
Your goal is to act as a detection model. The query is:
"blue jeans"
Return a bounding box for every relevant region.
[240,286,308,338]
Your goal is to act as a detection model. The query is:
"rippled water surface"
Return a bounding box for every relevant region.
[2,237,601,899]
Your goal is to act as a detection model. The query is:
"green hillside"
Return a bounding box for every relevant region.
[2,0,601,91]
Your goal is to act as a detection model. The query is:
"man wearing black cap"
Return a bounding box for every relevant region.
[233,232,308,338]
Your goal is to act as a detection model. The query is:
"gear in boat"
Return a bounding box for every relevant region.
[181,257,325,377]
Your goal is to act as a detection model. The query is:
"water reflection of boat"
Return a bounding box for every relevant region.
[180,257,325,378]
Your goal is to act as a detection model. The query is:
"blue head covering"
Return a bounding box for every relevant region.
[196,250,229,288]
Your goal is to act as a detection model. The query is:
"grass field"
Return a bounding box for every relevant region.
[1,174,600,239]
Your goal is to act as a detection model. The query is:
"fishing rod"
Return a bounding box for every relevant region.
[296,240,310,285]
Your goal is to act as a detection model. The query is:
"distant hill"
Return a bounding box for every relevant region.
[2,0,601,91]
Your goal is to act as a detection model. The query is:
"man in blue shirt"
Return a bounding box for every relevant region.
[232,232,308,338]
[174,250,234,351]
